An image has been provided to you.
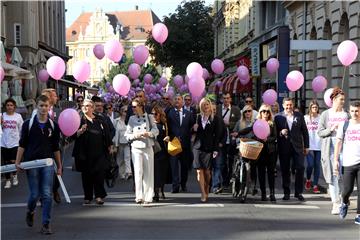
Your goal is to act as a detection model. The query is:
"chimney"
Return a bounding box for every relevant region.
[135,5,138,10]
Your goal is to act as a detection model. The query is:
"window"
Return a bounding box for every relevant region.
[14,23,21,45]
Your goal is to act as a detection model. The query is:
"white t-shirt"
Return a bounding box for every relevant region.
[1,112,24,148]
[336,121,360,167]
[327,109,348,137]
[305,115,321,150]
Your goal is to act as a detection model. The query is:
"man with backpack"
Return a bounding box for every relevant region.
[15,95,62,234]
[334,101,360,224]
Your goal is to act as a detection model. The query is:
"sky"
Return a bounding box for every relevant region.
[65,0,214,27]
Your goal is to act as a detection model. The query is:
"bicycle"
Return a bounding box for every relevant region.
[232,155,252,203]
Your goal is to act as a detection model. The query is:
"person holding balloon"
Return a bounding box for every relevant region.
[72,99,112,205]
[317,87,349,215]
[304,100,322,194]
[274,97,309,202]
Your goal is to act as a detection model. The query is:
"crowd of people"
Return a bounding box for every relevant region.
[2,86,360,234]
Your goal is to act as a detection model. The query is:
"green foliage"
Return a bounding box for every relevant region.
[146,0,214,76]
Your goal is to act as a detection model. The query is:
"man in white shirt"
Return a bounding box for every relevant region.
[335,101,360,224]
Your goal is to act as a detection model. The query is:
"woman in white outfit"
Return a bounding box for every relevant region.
[125,99,159,205]
[113,105,132,180]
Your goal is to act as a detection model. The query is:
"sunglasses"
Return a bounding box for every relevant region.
[77,100,84,103]
[244,110,252,113]
[105,107,112,110]
[245,100,252,103]
[261,110,270,114]
[163,97,169,100]
[185,99,191,101]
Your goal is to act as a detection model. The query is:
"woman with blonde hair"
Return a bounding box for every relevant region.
[304,100,321,194]
[256,104,277,202]
[193,98,221,202]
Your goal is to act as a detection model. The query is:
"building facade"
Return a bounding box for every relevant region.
[284,1,360,109]
[66,8,160,86]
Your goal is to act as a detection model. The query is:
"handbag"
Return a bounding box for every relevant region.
[147,114,161,154]
[168,136,182,156]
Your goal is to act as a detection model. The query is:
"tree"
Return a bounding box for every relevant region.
[146,0,214,75]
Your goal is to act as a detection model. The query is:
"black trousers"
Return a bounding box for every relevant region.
[81,171,107,201]
[342,163,360,214]
[257,148,277,194]
[221,144,235,187]
[278,145,305,195]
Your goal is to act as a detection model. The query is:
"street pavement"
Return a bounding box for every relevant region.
[1,144,360,240]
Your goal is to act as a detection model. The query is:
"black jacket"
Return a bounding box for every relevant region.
[194,115,221,153]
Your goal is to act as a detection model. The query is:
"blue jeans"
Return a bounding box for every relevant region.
[212,151,223,190]
[26,166,54,225]
[306,150,321,185]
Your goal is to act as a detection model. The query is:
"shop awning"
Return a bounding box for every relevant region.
[222,74,252,94]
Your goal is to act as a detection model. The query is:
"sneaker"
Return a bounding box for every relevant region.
[305,180,311,191]
[41,223,53,235]
[355,215,360,225]
[313,185,320,194]
[339,203,348,219]
[12,175,19,186]
[331,202,340,215]
[213,187,223,194]
[26,211,34,227]
[4,180,11,189]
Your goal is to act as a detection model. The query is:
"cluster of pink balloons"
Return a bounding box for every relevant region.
[152,23,168,45]
[236,65,250,85]
[337,40,358,66]
[46,56,66,80]
[253,119,270,140]
[211,59,224,75]
[266,58,279,75]
[286,70,304,92]
[58,109,81,137]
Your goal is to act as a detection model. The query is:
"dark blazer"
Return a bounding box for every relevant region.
[194,114,221,153]
[166,107,195,148]
[183,105,197,123]
[216,104,241,132]
[274,111,309,154]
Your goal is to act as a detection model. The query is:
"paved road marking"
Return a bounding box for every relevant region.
[254,204,320,209]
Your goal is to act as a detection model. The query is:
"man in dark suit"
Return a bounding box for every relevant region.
[92,96,116,138]
[274,97,309,201]
[216,92,241,188]
[167,94,195,193]
[183,94,197,122]
[104,103,120,125]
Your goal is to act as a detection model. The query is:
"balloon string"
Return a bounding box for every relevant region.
[341,66,346,89]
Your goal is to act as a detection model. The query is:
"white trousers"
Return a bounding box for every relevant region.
[132,147,154,202]
[116,144,131,178]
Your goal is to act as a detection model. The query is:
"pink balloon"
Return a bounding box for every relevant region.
[133,45,149,65]
[312,75,328,93]
[253,119,270,140]
[266,58,279,75]
[173,75,184,88]
[73,61,91,83]
[133,79,140,86]
[128,63,141,80]
[324,88,333,108]
[38,69,49,82]
[46,56,65,80]
[211,59,224,75]
[0,66,5,83]
[159,77,168,87]
[262,89,277,105]
[286,70,304,91]
[239,75,250,85]
[337,40,358,66]
[144,74,153,84]
[202,68,209,80]
[186,62,203,79]
[58,109,81,137]
[113,74,131,96]
[152,23,168,44]
[93,44,105,60]
[236,65,249,80]
[188,76,205,97]
[104,39,124,62]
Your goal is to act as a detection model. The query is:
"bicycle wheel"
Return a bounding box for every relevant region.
[238,161,249,203]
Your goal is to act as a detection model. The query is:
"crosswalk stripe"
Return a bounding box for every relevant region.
[254,204,320,209]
